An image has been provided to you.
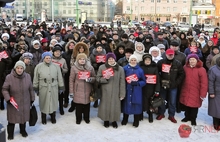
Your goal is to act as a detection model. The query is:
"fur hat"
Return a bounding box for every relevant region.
[106,52,116,61]
[14,61,26,70]
[42,52,52,59]
[1,33,10,39]
[22,52,33,59]
[125,48,134,54]
[142,53,152,61]
[157,44,165,49]
[32,40,40,45]
[129,54,138,62]
[76,53,87,61]
[187,54,199,61]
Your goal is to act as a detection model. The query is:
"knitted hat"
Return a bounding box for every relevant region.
[76,53,87,61]
[32,40,40,45]
[125,48,134,54]
[187,54,199,61]
[22,52,33,59]
[142,53,152,61]
[41,38,48,43]
[129,54,138,62]
[106,52,116,61]
[42,52,52,59]
[1,33,10,39]
[14,61,26,70]
[157,44,165,49]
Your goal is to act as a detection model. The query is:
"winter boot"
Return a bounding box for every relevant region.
[133,115,139,128]
[41,112,47,125]
[59,94,64,115]
[68,101,76,112]
[19,123,28,137]
[50,112,56,124]
[191,119,197,126]
[7,123,15,140]
[0,97,5,110]
[148,111,153,123]
[104,121,109,128]
[213,117,220,130]
[139,112,143,121]
[121,114,129,125]
[112,121,118,128]
[93,100,98,108]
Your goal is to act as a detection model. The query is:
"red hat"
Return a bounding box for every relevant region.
[41,38,48,43]
[166,49,175,55]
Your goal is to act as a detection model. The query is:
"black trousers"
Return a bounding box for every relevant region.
[75,103,90,122]
[184,106,198,120]
[64,74,70,104]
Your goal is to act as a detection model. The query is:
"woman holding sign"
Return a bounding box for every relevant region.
[139,54,160,123]
[96,53,125,128]
[2,61,35,140]
[122,55,146,128]
[69,53,95,124]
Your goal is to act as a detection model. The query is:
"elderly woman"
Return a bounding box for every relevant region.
[33,52,64,125]
[29,40,44,66]
[96,53,125,128]
[20,52,35,81]
[69,53,95,124]
[133,42,145,63]
[208,57,220,130]
[149,46,163,63]
[122,55,146,127]
[180,54,208,126]
[2,61,35,140]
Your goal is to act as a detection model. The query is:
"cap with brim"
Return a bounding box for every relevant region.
[166,49,175,55]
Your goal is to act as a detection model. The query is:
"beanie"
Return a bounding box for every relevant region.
[129,54,138,62]
[187,54,199,61]
[106,52,116,61]
[14,61,26,70]
[42,52,52,59]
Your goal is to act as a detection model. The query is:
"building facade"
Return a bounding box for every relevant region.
[213,0,220,26]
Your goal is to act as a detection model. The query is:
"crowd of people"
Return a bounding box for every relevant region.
[0,20,220,140]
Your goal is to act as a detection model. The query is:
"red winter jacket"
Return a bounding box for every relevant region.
[180,60,208,108]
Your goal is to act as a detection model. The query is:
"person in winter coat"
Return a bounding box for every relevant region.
[2,61,35,140]
[211,33,218,46]
[117,44,133,63]
[157,44,166,54]
[184,41,203,60]
[62,40,76,109]
[133,42,145,63]
[96,53,126,128]
[206,46,220,69]
[29,40,44,66]
[41,38,50,52]
[20,52,35,81]
[122,55,146,127]
[197,36,206,49]
[52,45,68,115]
[69,53,95,124]
[114,44,125,61]
[139,54,160,123]
[149,46,163,63]
[179,32,189,53]
[33,52,64,125]
[119,34,135,50]
[208,57,220,130]
[143,34,154,53]
[180,54,208,126]
[157,49,185,123]
[0,43,12,110]
[153,32,169,50]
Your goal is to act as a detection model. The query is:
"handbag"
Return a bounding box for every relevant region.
[150,95,165,108]
[29,105,38,126]
[161,80,170,89]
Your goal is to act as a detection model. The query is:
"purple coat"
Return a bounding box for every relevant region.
[2,70,35,124]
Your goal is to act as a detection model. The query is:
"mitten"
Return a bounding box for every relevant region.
[130,81,138,86]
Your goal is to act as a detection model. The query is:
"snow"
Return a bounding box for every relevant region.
[0,95,219,142]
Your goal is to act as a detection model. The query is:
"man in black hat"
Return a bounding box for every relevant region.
[55,31,65,48]
[170,32,181,46]
[117,48,134,67]
[153,32,169,50]
[119,33,135,51]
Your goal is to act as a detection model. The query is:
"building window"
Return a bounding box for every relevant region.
[156,18,160,21]
[63,2,66,6]
[55,10,58,15]
[135,6,138,11]
[166,17,170,21]
[151,0,154,2]
[30,2,32,6]
[173,0,177,3]
[173,7,177,12]
[7,10,10,14]
[157,0,161,2]
[22,2,25,6]
[151,6,154,12]
[157,7,160,11]
[23,10,25,14]
[44,2,47,6]
[68,2,71,6]
[68,10,71,14]
[90,10,93,14]
[16,10,19,13]
[141,6,144,11]
[141,0,144,2]
[127,6,130,10]
[183,0,187,3]
[167,0,171,2]
[167,7,170,12]
[63,10,66,14]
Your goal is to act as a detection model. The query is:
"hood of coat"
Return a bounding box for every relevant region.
[74,59,92,71]
[149,46,161,57]
[11,69,26,79]
[135,42,145,53]
[65,40,76,52]
[92,48,106,56]
[139,60,157,67]
[29,45,44,53]
[73,42,89,58]
[14,43,28,52]
[185,59,203,68]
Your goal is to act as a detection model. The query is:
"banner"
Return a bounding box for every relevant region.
[102,68,114,78]
[145,75,157,84]
[0,51,9,61]
[96,55,106,63]
[78,71,90,79]
[126,74,138,83]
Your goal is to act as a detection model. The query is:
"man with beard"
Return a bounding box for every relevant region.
[153,32,169,50]
[118,34,135,51]
[62,40,76,109]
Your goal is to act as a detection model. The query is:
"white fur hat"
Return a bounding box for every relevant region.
[129,54,138,62]
[1,33,10,39]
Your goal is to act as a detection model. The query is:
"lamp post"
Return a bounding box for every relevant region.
[76,0,79,28]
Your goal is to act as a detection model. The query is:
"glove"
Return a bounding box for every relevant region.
[85,78,92,82]
[120,97,124,100]
[7,100,11,104]
[130,81,139,86]
[154,92,159,97]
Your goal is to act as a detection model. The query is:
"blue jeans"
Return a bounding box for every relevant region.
[158,88,177,117]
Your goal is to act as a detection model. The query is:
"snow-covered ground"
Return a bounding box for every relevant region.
[0,95,219,142]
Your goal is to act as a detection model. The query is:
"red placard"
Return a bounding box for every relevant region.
[145,75,157,84]
[0,51,9,61]
[162,64,171,73]
[96,55,106,63]
[189,46,197,53]
[102,68,114,78]
[10,97,19,111]
[78,71,90,79]
[52,61,62,67]
[126,74,138,83]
